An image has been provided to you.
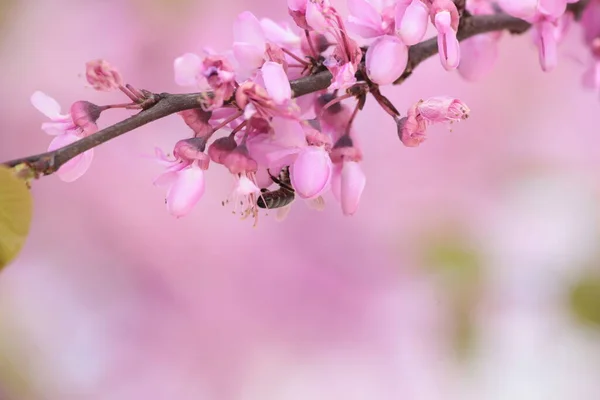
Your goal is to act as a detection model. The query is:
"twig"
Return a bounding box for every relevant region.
[3,6,586,177]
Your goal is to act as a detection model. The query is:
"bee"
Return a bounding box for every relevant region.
[257,167,295,210]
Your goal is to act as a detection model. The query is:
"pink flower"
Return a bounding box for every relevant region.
[235,62,296,120]
[416,96,470,122]
[174,54,237,108]
[30,91,101,182]
[201,56,237,108]
[85,59,123,91]
[331,161,366,216]
[498,0,574,71]
[154,141,210,218]
[290,146,333,199]
[396,96,470,147]
[225,173,262,224]
[430,0,461,71]
[365,35,408,85]
[395,0,430,45]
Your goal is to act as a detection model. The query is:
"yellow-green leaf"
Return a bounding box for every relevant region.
[0,166,33,268]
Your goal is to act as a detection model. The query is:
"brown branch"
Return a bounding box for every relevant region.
[4,4,587,177]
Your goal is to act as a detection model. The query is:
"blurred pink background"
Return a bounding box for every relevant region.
[1,1,600,399]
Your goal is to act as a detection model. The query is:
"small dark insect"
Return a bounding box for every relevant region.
[257,167,295,209]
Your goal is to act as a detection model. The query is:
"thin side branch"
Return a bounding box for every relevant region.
[3,8,574,176]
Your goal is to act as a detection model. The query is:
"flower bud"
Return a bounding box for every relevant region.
[416,96,470,123]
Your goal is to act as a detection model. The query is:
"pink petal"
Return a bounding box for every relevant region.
[41,121,74,135]
[396,0,429,45]
[538,0,568,18]
[232,43,266,71]
[30,91,66,119]
[366,35,408,85]
[260,18,301,47]
[48,133,94,182]
[174,53,202,86]
[325,61,358,90]
[290,146,332,199]
[306,1,329,33]
[166,165,205,218]
[435,12,460,71]
[340,161,366,216]
[535,20,558,72]
[496,0,538,20]
[153,170,179,188]
[262,61,292,103]
[347,0,385,38]
[233,11,266,49]
[235,175,260,196]
[458,34,499,81]
[288,0,306,12]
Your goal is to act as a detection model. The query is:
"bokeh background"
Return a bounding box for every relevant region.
[1,0,600,399]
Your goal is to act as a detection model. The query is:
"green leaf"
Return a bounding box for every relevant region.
[0,166,33,269]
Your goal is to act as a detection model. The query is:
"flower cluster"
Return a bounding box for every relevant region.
[28,0,594,224]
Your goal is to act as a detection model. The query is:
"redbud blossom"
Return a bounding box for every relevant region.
[31,91,101,182]
[417,96,470,122]
[154,142,210,218]
[202,56,237,108]
[396,0,430,45]
[366,35,408,85]
[339,161,366,216]
[430,0,461,71]
[290,146,333,199]
[85,59,123,91]
[497,0,574,71]
[397,96,470,147]
[331,161,366,216]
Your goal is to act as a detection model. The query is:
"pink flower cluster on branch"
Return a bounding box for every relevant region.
[4,0,593,225]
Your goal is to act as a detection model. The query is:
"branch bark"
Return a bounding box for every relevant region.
[3,6,583,176]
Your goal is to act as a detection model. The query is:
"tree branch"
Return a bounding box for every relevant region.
[3,6,584,176]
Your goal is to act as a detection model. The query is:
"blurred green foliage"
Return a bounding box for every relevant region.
[568,272,600,329]
[0,166,33,269]
[421,232,482,360]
